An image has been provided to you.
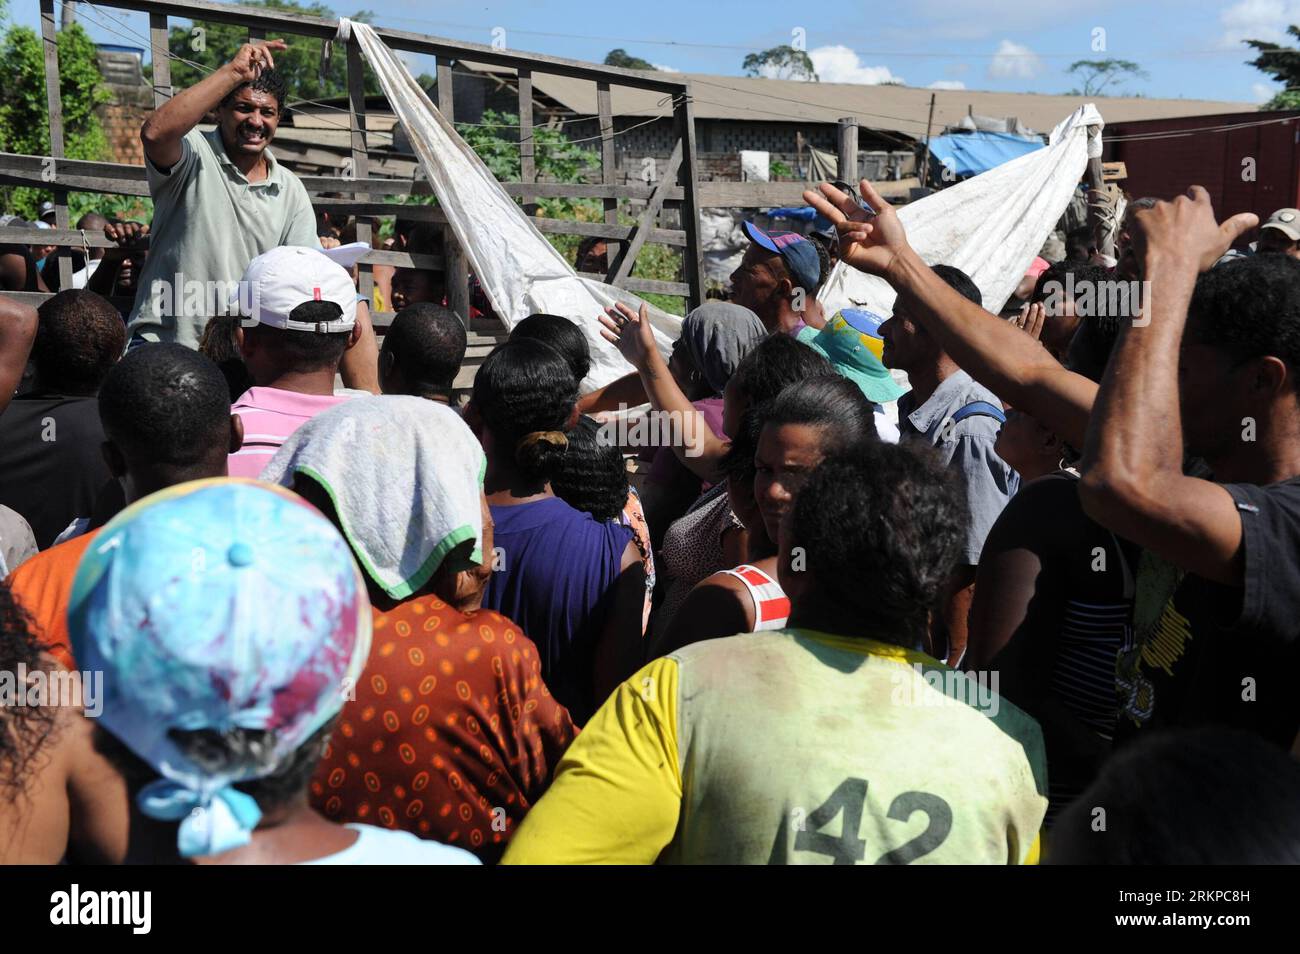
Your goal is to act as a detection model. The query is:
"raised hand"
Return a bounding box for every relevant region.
[228,40,288,85]
[1013,301,1046,341]
[102,221,150,258]
[598,300,656,369]
[1128,186,1258,275]
[801,179,912,278]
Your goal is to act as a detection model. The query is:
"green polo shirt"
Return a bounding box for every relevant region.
[128,127,319,348]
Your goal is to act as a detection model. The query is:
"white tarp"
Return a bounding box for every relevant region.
[818,105,1103,320]
[342,19,1101,391]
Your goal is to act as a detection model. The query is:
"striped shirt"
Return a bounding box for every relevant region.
[229,386,352,478]
[720,563,790,630]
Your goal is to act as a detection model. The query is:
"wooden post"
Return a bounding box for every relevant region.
[607,140,682,286]
[40,0,73,290]
[346,40,372,301]
[437,58,470,327]
[148,13,172,108]
[249,27,265,42]
[597,82,618,238]
[675,85,704,311]
[920,93,936,188]
[517,68,536,216]
[836,117,858,184]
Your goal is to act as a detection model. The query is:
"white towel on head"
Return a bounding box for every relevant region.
[261,395,486,600]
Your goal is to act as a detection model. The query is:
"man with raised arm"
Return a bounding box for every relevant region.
[802,181,1099,451]
[1075,191,1300,746]
[129,40,319,349]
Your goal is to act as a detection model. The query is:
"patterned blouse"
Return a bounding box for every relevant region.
[310,597,578,864]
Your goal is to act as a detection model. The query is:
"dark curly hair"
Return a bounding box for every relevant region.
[0,582,57,803]
[198,315,255,401]
[1049,727,1300,864]
[383,302,467,396]
[31,290,126,396]
[510,313,592,384]
[728,334,832,409]
[1185,254,1300,389]
[94,719,336,823]
[931,264,982,308]
[790,441,967,648]
[760,373,878,451]
[98,344,232,467]
[221,66,288,111]
[721,405,763,486]
[244,301,352,375]
[551,415,628,523]
[472,338,577,483]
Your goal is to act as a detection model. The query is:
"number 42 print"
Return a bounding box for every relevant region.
[778,777,953,865]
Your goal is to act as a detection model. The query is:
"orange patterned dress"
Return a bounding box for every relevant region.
[310,597,578,863]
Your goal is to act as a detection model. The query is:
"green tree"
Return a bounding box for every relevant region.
[0,21,111,219]
[165,1,378,103]
[1246,25,1300,110]
[743,45,817,81]
[604,49,656,71]
[1065,59,1147,96]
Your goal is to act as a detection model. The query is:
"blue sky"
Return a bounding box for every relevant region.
[14,0,1300,105]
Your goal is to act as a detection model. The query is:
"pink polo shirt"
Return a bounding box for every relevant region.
[228,386,352,479]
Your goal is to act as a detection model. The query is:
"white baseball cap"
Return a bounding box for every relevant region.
[1262,208,1300,242]
[232,245,357,333]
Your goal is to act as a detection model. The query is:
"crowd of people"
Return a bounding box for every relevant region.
[2,40,1300,866]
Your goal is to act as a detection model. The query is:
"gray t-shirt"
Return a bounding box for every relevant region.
[128,128,319,348]
[898,369,1020,564]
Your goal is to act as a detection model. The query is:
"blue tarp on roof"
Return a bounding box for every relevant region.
[927,131,1043,178]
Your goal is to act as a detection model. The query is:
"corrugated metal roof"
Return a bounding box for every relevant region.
[456,61,1252,139]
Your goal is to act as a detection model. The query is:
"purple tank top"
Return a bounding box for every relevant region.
[483,495,632,723]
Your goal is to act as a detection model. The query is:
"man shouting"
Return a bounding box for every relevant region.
[130,41,319,348]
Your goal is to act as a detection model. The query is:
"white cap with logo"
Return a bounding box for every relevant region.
[1262,208,1300,242]
[231,245,358,333]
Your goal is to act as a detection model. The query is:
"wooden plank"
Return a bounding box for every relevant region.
[575,271,689,296]
[531,217,686,247]
[1,291,136,309]
[607,139,681,287]
[597,82,618,228]
[346,40,373,300]
[39,0,73,289]
[89,0,692,93]
[437,57,470,327]
[0,226,135,249]
[0,153,683,200]
[149,13,172,107]
[0,230,444,275]
[676,85,705,309]
[517,68,536,216]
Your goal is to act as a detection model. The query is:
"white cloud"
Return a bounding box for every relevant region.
[807,45,905,85]
[987,39,1045,80]
[928,80,967,90]
[1221,0,1300,47]
[1253,80,1279,101]
[652,63,680,73]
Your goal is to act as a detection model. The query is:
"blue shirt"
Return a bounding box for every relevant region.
[898,370,1020,564]
[484,496,632,722]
